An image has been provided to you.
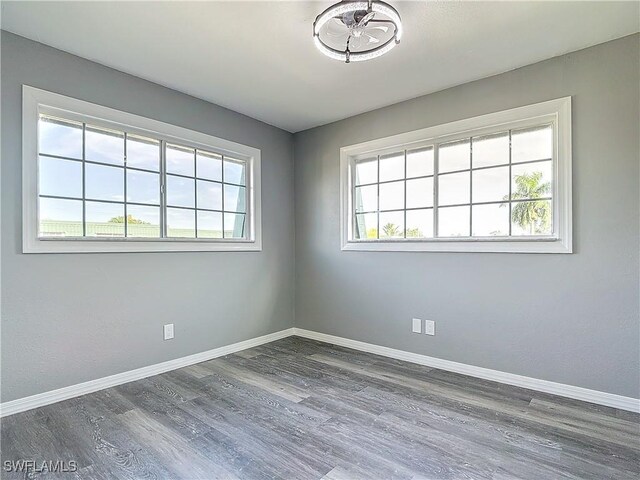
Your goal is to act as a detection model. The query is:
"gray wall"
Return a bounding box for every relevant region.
[2,31,638,404]
[1,32,295,403]
[294,34,640,398]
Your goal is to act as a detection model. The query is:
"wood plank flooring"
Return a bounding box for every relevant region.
[2,336,639,479]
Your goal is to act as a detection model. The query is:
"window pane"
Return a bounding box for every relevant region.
[224,213,246,238]
[167,208,195,238]
[439,139,470,173]
[512,125,552,163]
[406,209,433,238]
[379,152,404,182]
[167,144,195,177]
[472,166,509,203]
[85,126,124,165]
[224,185,246,213]
[85,163,124,202]
[511,200,552,236]
[167,175,195,208]
[197,180,222,211]
[127,135,159,171]
[197,211,223,238]
[511,160,552,201]
[355,213,377,239]
[438,205,470,237]
[85,201,124,237]
[472,132,509,168]
[39,156,82,198]
[406,177,433,209]
[354,185,377,213]
[224,158,246,185]
[472,203,509,237]
[126,205,160,238]
[39,197,83,237]
[379,211,404,239]
[406,147,434,178]
[438,171,470,206]
[379,181,404,211]
[355,158,377,185]
[196,151,222,181]
[39,116,82,159]
[127,170,159,205]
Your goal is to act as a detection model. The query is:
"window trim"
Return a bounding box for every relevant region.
[23,85,262,253]
[340,97,572,253]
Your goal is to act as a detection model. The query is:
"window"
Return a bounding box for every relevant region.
[23,86,261,253]
[341,98,572,253]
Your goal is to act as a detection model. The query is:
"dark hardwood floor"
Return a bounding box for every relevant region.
[1,336,639,479]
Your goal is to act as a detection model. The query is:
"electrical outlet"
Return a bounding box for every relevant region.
[412,318,422,334]
[164,323,174,340]
[424,319,435,336]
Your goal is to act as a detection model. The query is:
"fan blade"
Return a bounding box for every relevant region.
[369,25,389,33]
[364,33,381,44]
[357,11,375,27]
[349,35,364,51]
[326,18,348,37]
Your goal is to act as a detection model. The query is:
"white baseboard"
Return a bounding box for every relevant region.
[293,328,640,413]
[3,326,638,417]
[0,328,295,418]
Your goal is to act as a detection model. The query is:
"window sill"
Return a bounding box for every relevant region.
[23,237,262,254]
[341,237,572,254]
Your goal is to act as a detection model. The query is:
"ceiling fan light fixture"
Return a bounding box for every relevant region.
[313,0,402,63]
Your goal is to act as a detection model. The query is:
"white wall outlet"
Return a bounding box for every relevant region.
[412,318,422,334]
[424,319,435,336]
[163,323,174,340]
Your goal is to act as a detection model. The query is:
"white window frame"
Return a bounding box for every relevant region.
[340,97,572,253]
[23,85,262,253]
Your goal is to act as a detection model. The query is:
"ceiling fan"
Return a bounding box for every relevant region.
[313,0,403,63]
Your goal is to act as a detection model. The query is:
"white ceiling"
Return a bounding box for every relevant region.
[2,1,638,132]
